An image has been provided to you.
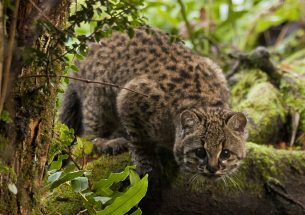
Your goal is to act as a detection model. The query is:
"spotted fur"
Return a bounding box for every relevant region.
[60,26,247,177]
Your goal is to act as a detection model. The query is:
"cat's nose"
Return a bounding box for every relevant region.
[206,165,218,174]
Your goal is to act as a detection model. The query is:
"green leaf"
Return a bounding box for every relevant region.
[49,154,69,171]
[64,77,70,84]
[75,54,84,60]
[131,208,142,215]
[50,170,85,189]
[129,169,140,185]
[71,177,89,192]
[96,174,148,215]
[48,171,62,183]
[95,166,135,190]
[70,64,79,72]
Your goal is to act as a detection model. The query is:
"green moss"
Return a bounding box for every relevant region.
[42,184,82,215]
[0,135,9,148]
[235,82,286,143]
[230,69,287,143]
[230,69,268,107]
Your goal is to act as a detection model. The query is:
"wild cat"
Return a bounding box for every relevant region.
[60,26,247,179]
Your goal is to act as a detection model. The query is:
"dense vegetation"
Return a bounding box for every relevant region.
[0,0,304,214]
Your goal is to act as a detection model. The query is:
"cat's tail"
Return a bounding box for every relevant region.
[59,84,83,136]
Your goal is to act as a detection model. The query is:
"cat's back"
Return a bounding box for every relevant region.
[74,27,192,82]
[74,27,229,107]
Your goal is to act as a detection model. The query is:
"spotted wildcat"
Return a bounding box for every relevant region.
[60,26,247,178]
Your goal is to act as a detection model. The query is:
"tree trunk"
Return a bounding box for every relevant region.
[0,0,70,214]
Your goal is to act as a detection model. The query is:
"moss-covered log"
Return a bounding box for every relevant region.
[44,143,305,215]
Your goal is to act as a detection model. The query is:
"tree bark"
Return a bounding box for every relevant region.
[0,0,70,214]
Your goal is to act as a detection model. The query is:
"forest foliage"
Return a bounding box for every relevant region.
[0,0,305,214]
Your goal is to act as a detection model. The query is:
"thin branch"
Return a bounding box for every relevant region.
[289,111,300,147]
[0,0,20,114]
[63,137,82,170]
[177,0,197,51]
[18,74,149,97]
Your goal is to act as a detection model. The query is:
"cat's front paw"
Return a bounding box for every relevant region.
[93,137,129,155]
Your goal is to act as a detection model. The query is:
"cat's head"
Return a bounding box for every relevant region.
[174,108,247,178]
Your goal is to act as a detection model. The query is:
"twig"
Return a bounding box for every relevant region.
[274,24,289,49]
[226,60,241,80]
[177,0,197,51]
[18,74,149,97]
[0,0,20,114]
[289,111,300,147]
[66,137,82,170]
[77,209,87,215]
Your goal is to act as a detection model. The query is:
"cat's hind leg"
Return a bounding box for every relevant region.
[82,85,129,155]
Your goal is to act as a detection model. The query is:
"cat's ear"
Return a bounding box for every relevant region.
[180,110,200,132]
[226,112,247,132]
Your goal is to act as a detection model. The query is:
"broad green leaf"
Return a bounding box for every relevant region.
[48,171,62,183]
[50,170,85,189]
[94,166,136,192]
[96,174,148,215]
[71,177,89,192]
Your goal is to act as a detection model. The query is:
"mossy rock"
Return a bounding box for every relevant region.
[231,69,287,144]
[43,143,305,214]
[230,69,268,107]
[236,82,286,144]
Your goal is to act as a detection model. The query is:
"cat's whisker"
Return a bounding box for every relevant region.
[228,175,241,191]
[231,174,242,191]
[188,173,199,185]
[222,176,228,187]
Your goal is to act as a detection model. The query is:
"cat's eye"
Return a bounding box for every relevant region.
[220,149,231,160]
[195,148,206,159]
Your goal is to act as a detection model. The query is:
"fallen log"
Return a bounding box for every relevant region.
[43,142,305,215]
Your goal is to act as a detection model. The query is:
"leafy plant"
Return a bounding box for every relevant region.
[47,165,148,214]
[48,123,148,214]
